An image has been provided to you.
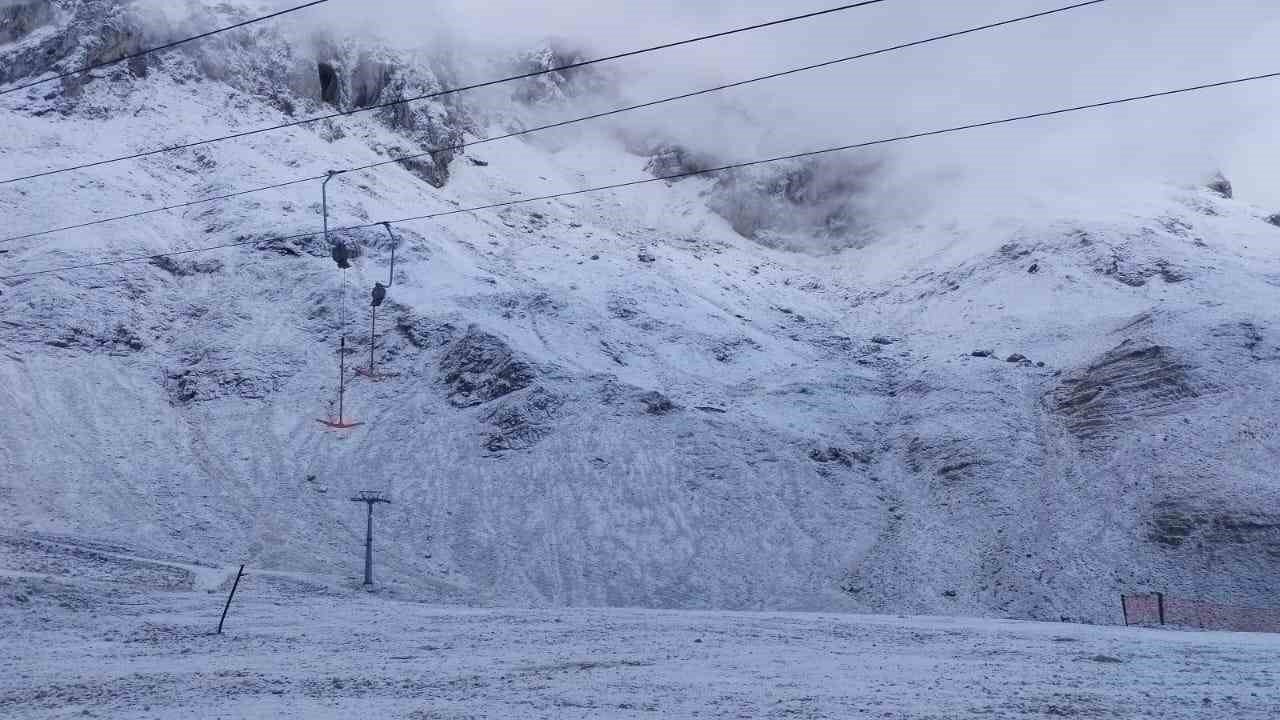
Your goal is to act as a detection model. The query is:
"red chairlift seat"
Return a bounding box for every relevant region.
[354,366,400,381]
[316,418,364,429]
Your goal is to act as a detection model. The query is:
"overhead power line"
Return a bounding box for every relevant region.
[0,0,1109,246]
[0,0,334,98]
[3,66,1279,282]
[0,0,889,187]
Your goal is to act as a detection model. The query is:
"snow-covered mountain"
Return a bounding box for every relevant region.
[2,0,1279,623]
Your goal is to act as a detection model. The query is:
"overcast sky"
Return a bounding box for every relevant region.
[277,0,1280,208]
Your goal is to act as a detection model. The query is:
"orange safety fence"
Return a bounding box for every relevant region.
[1122,593,1280,634]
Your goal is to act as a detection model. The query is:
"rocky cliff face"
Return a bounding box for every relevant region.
[1,1,882,245]
[0,1,57,45]
[0,1,138,90]
[1,0,474,185]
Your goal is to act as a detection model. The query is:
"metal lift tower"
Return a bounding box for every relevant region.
[350,491,391,586]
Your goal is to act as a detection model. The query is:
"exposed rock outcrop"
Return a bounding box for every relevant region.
[1207,172,1233,199]
[482,386,566,451]
[643,143,717,179]
[0,1,56,45]
[1148,498,1280,563]
[439,326,538,407]
[1052,340,1200,442]
[0,0,140,91]
[511,42,609,105]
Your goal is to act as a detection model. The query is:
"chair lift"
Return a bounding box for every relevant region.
[322,170,352,269]
[331,241,352,269]
[316,170,363,429]
[355,222,400,382]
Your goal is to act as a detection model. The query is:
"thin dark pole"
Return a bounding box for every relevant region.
[364,501,375,586]
[1121,595,1129,626]
[369,307,377,377]
[217,565,245,634]
[338,337,346,421]
[325,170,348,424]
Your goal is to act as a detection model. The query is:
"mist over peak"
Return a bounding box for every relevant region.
[283,0,1280,213]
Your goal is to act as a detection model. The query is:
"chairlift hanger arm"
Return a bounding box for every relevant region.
[380,222,398,287]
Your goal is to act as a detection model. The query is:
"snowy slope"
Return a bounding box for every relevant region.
[6,563,1280,719]
[2,0,1280,623]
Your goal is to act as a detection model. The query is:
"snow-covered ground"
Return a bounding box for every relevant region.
[5,555,1280,720]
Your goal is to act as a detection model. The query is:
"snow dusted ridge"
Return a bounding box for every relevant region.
[1,0,1279,626]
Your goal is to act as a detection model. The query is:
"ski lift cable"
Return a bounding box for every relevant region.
[0,0,336,98]
[0,175,327,245]
[0,0,890,186]
[4,64,1280,282]
[0,0,1109,247]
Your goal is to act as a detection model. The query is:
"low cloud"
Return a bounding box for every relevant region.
[252,0,1280,215]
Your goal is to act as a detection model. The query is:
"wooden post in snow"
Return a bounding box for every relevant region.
[217,564,245,635]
